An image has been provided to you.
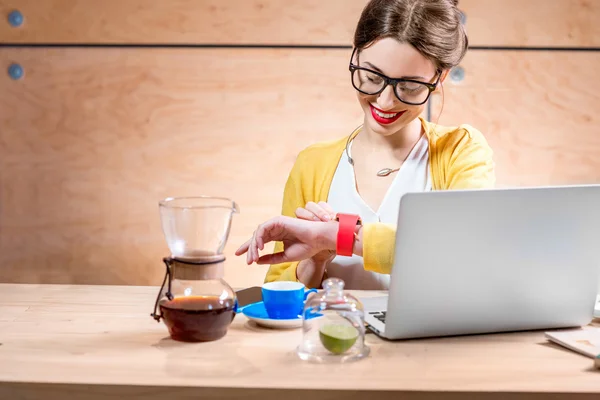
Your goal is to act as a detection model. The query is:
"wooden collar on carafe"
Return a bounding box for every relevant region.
[168,254,225,280]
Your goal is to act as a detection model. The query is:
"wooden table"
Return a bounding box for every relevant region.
[1,284,599,399]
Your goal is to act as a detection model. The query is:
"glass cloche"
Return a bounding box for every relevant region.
[297,278,370,363]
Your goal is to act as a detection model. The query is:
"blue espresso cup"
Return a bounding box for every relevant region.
[262,281,317,319]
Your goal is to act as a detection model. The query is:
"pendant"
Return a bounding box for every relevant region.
[376,168,400,177]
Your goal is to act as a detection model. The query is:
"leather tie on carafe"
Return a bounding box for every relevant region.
[150,256,226,322]
[150,257,175,322]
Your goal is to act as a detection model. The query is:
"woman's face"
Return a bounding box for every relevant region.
[352,38,442,137]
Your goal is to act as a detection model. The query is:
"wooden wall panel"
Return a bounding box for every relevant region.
[430,51,600,187]
[460,0,600,47]
[0,48,364,287]
[1,0,598,47]
[0,0,365,45]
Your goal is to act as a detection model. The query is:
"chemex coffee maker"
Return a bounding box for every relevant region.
[151,196,240,342]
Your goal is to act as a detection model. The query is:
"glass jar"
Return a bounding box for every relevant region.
[297,278,370,363]
[150,196,239,342]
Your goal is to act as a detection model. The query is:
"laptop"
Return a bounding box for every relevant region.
[363,184,600,340]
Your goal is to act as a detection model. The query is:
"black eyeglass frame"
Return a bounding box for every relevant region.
[348,48,442,106]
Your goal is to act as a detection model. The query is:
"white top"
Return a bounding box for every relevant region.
[326,134,432,289]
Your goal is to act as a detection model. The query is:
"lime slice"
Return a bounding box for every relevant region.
[319,323,359,355]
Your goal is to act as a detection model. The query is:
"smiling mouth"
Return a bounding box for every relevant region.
[369,104,405,125]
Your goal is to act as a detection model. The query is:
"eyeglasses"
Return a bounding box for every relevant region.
[348,48,441,106]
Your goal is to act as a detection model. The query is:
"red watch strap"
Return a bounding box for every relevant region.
[336,213,360,256]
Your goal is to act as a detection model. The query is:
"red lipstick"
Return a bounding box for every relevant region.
[370,104,404,125]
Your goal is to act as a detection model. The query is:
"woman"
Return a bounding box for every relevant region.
[236,0,495,289]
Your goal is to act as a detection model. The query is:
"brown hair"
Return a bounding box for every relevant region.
[353,0,467,71]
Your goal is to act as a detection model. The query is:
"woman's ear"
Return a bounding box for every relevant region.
[436,70,450,92]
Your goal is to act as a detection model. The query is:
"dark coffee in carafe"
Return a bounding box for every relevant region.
[159,295,235,342]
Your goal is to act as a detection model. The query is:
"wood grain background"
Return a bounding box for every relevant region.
[0,48,362,287]
[430,51,600,187]
[1,0,599,287]
[1,0,599,46]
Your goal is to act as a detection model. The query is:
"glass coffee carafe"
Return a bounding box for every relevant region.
[150,196,240,342]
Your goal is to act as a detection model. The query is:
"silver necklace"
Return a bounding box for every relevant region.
[344,133,401,177]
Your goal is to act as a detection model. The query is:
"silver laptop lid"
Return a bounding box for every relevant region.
[384,185,600,339]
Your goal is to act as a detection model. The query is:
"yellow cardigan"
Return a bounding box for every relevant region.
[264,117,496,283]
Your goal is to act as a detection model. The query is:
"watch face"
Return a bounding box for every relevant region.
[335,213,362,225]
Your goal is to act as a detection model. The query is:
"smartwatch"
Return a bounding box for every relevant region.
[335,213,361,256]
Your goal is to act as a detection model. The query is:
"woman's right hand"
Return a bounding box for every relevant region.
[294,202,337,263]
[295,201,336,222]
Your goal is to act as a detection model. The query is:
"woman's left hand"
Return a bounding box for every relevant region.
[235,216,336,266]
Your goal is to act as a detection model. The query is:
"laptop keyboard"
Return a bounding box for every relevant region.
[369,311,386,324]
